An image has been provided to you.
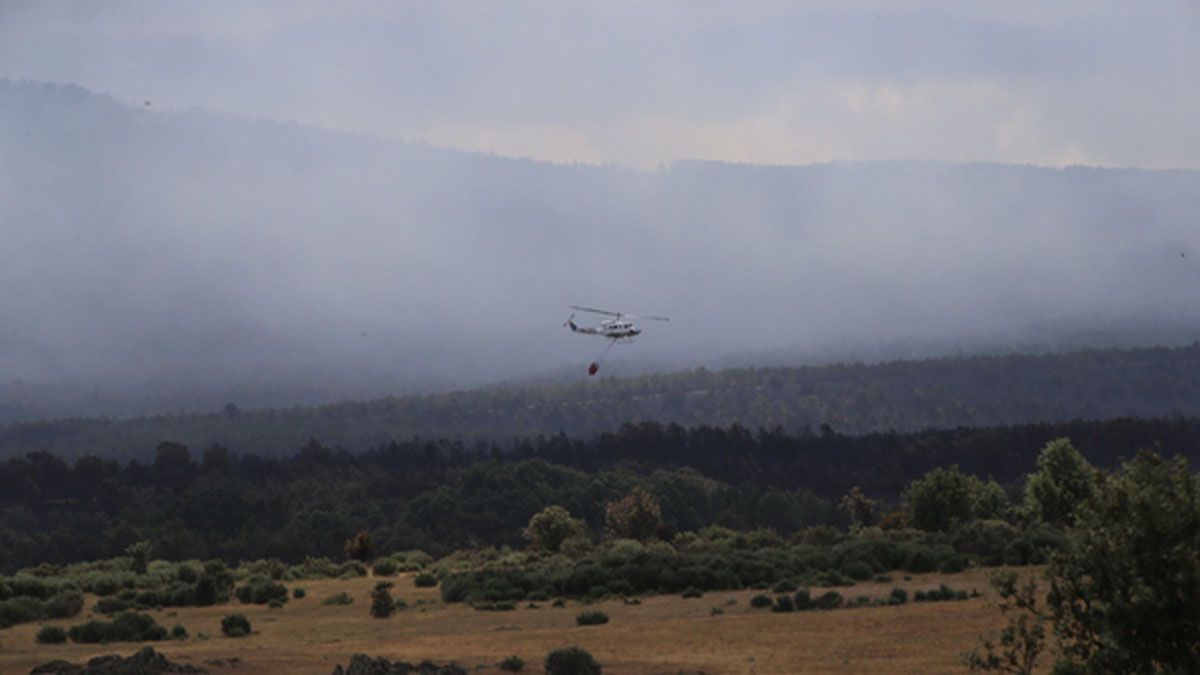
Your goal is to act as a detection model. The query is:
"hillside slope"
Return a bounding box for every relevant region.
[4,343,1200,460]
[3,79,1200,418]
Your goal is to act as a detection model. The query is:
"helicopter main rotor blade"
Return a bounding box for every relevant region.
[625,314,669,321]
[570,305,623,317]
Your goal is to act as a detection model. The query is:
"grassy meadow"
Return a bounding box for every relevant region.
[0,568,1010,674]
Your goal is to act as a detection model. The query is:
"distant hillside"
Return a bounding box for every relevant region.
[3,79,1200,419]
[4,343,1200,461]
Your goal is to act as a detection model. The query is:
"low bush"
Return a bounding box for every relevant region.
[793,589,812,610]
[913,584,970,602]
[171,624,188,639]
[545,646,601,675]
[221,613,252,638]
[370,582,396,618]
[43,591,85,619]
[0,596,45,628]
[888,587,909,605]
[499,655,525,672]
[681,587,703,598]
[94,595,130,614]
[772,580,798,593]
[848,595,874,608]
[372,559,398,577]
[68,612,168,643]
[749,594,773,609]
[292,587,306,599]
[322,592,354,606]
[268,599,284,609]
[235,576,288,605]
[841,560,874,582]
[575,611,609,626]
[812,591,844,610]
[414,572,438,588]
[36,625,67,644]
[771,595,795,613]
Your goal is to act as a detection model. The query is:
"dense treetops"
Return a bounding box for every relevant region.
[2,415,1199,573]
[5,343,1200,461]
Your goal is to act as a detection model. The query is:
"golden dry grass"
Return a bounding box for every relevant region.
[0,568,1015,674]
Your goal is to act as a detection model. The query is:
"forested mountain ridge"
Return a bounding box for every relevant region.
[4,343,1200,461]
[4,78,1200,418]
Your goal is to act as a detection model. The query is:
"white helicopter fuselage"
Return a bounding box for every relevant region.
[567,317,641,340]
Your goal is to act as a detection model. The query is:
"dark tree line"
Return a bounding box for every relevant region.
[1,416,1198,573]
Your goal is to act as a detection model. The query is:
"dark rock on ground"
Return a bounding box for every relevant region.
[330,654,468,675]
[30,647,205,675]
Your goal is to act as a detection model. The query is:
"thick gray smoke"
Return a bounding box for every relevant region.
[1,80,1199,422]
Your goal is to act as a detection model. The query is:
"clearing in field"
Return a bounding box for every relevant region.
[1,568,1009,674]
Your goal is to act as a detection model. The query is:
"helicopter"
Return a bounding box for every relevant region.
[564,305,669,375]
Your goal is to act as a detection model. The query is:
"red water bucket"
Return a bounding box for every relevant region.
[588,362,599,376]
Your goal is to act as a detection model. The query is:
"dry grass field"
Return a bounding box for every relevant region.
[0,568,1016,674]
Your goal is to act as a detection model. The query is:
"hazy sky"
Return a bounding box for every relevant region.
[2,1,1198,168]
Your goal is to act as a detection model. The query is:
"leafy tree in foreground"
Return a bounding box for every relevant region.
[969,450,1200,674]
[523,506,585,553]
[604,487,662,542]
[963,570,1045,674]
[1047,451,1200,673]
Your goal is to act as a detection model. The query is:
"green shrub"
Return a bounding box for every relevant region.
[176,565,198,584]
[771,595,795,613]
[83,573,126,597]
[818,570,851,587]
[545,646,601,675]
[749,594,773,609]
[292,587,306,599]
[772,580,798,593]
[221,613,251,637]
[902,547,939,574]
[793,589,812,610]
[710,606,724,616]
[235,577,288,605]
[842,560,874,582]
[370,582,396,618]
[499,655,525,672]
[171,624,188,639]
[936,550,967,573]
[681,587,703,598]
[0,596,43,628]
[36,625,67,644]
[575,611,609,626]
[372,559,398,576]
[414,572,438,588]
[68,612,167,643]
[813,591,844,610]
[268,599,284,609]
[914,584,966,602]
[888,587,908,605]
[322,592,354,606]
